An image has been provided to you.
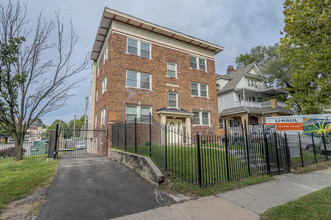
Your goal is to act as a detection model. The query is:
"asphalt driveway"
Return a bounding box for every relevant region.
[37,157,174,220]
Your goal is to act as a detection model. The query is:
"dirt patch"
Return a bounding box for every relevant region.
[156,175,199,200]
[0,187,47,220]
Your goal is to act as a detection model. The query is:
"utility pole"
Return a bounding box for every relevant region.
[84,96,88,138]
[73,115,76,140]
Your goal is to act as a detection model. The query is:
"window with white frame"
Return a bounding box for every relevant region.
[190,55,206,71]
[126,70,151,90]
[127,37,151,58]
[102,76,107,94]
[103,44,108,64]
[167,62,177,78]
[191,82,208,98]
[168,92,178,108]
[96,89,98,102]
[193,111,210,126]
[126,105,151,121]
[101,108,106,125]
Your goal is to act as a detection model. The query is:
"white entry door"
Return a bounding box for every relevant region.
[167,119,183,144]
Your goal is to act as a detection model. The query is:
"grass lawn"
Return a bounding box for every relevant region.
[169,174,273,196]
[261,187,331,220]
[0,156,59,214]
[291,149,326,166]
[115,143,265,187]
[292,160,331,174]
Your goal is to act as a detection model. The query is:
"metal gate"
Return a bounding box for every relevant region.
[56,128,108,158]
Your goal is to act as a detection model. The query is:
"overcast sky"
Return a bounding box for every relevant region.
[9,0,285,125]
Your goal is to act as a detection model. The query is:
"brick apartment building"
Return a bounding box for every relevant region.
[88,8,223,144]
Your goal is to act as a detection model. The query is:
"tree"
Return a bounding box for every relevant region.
[279,0,331,114]
[45,120,69,138]
[0,2,89,160]
[235,44,291,89]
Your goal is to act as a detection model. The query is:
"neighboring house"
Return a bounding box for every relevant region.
[216,63,293,134]
[88,8,223,142]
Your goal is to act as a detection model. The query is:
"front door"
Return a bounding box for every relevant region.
[167,119,183,144]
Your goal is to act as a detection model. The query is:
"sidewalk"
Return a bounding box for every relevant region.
[115,167,331,220]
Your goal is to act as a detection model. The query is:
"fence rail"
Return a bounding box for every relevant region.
[111,115,330,187]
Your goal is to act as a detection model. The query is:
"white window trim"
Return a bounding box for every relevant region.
[95,115,97,129]
[103,44,108,65]
[190,55,207,72]
[168,92,178,108]
[126,37,152,59]
[125,70,152,91]
[96,89,98,102]
[193,111,211,126]
[125,105,152,121]
[167,62,177,78]
[191,82,209,98]
[101,108,106,126]
[102,76,107,94]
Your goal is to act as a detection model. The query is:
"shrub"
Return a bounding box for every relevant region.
[0,147,26,158]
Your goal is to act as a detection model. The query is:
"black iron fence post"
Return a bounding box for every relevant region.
[311,133,317,163]
[321,133,328,161]
[54,123,59,159]
[164,124,167,172]
[149,113,152,158]
[224,119,230,182]
[117,123,119,147]
[124,120,127,151]
[196,133,202,187]
[244,120,251,176]
[135,117,137,154]
[298,132,304,167]
[284,133,291,171]
[262,124,270,174]
[274,132,281,173]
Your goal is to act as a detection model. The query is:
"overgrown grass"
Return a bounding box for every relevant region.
[261,187,331,220]
[291,149,326,166]
[0,156,59,214]
[170,174,273,196]
[292,160,331,174]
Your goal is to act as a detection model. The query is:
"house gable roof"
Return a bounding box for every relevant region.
[221,63,255,91]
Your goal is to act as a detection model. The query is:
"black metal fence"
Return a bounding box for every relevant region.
[113,115,319,187]
[56,128,108,158]
[0,134,48,163]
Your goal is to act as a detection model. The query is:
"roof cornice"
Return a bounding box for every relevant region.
[91,8,224,61]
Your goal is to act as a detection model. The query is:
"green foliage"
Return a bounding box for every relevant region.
[45,120,69,138]
[279,0,331,114]
[68,115,86,131]
[0,123,9,137]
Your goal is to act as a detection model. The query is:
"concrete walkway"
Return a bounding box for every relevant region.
[115,167,331,220]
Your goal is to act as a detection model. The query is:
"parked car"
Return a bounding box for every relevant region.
[75,142,86,150]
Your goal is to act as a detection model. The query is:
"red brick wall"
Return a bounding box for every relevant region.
[95,32,219,137]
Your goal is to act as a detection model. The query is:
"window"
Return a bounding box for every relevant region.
[96,89,98,102]
[252,97,256,102]
[126,105,151,121]
[167,62,177,78]
[191,82,208,98]
[101,108,106,125]
[238,95,241,101]
[126,70,151,90]
[127,37,151,58]
[103,44,108,64]
[219,118,223,128]
[258,97,262,102]
[193,111,210,126]
[168,92,178,108]
[190,55,207,71]
[190,56,197,69]
[102,76,107,94]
